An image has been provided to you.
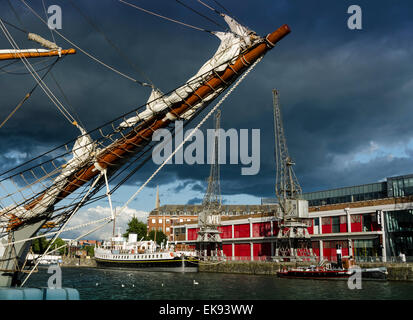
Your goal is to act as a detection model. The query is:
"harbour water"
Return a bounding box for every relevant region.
[25,267,413,300]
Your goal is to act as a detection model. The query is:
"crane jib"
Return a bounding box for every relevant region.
[24,24,291,218]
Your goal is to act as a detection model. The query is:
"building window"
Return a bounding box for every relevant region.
[159,219,162,223]
[166,227,170,232]
[151,219,155,223]
[353,239,381,260]
[322,217,330,225]
[332,216,340,233]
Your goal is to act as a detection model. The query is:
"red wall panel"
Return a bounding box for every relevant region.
[234,243,250,258]
[307,219,314,235]
[187,228,199,241]
[322,217,332,234]
[340,216,347,233]
[253,243,262,256]
[351,215,362,232]
[312,241,320,257]
[223,244,232,257]
[218,225,232,239]
[234,224,250,238]
[261,243,271,256]
[323,247,331,259]
[253,243,271,258]
[273,221,279,236]
[252,222,271,237]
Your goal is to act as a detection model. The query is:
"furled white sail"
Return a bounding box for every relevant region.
[0,126,94,228]
[119,16,259,128]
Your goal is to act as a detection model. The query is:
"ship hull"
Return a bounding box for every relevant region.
[95,257,199,273]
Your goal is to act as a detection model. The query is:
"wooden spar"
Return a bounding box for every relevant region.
[18,24,290,226]
[58,24,290,197]
[0,48,76,61]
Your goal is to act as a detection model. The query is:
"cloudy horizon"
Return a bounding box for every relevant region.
[1,1,413,239]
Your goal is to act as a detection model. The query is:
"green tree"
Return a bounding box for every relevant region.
[85,245,95,257]
[148,229,167,245]
[48,238,67,255]
[123,216,147,240]
[31,237,67,255]
[31,237,48,254]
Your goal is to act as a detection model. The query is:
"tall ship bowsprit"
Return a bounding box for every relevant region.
[0,1,291,298]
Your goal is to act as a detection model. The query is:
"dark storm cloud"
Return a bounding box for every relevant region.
[1,1,413,199]
[187,197,202,205]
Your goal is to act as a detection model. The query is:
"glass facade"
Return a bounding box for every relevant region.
[385,210,413,258]
[353,239,381,260]
[302,182,387,207]
[387,174,413,197]
[261,173,413,207]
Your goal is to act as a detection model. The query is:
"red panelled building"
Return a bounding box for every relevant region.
[157,174,413,262]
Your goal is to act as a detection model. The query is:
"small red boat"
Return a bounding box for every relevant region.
[277,266,351,279]
[277,265,388,280]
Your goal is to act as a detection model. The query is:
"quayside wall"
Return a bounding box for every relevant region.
[59,257,413,281]
[60,256,97,268]
[199,261,413,281]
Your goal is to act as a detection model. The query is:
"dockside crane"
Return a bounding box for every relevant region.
[272,89,313,261]
[196,110,224,260]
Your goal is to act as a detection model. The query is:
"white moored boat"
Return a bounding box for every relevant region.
[94,232,198,272]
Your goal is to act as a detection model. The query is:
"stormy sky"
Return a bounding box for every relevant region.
[1,0,413,238]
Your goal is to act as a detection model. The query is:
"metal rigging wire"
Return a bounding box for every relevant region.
[174,0,226,30]
[18,0,152,87]
[118,0,213,34]
[68,0,155,88]
[0,57,61,129]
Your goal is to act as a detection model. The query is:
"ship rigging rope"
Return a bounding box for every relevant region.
[18,0,153,87]
[20,216,111,287]
[118,0,213,33]
[6,0,27,32]
[41,0,56,45]
[196,0,247,28]
[196,0,222,15]
[0,19,77,126]
[20,174,103,287]
[212,0,231,15]
[174,0,226,30]
[68,0,154,88]
[0,39,250,180]
[0,58,59,75]
[0,18,28,34]
[0,57,60,129]
[4,56,263,250]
